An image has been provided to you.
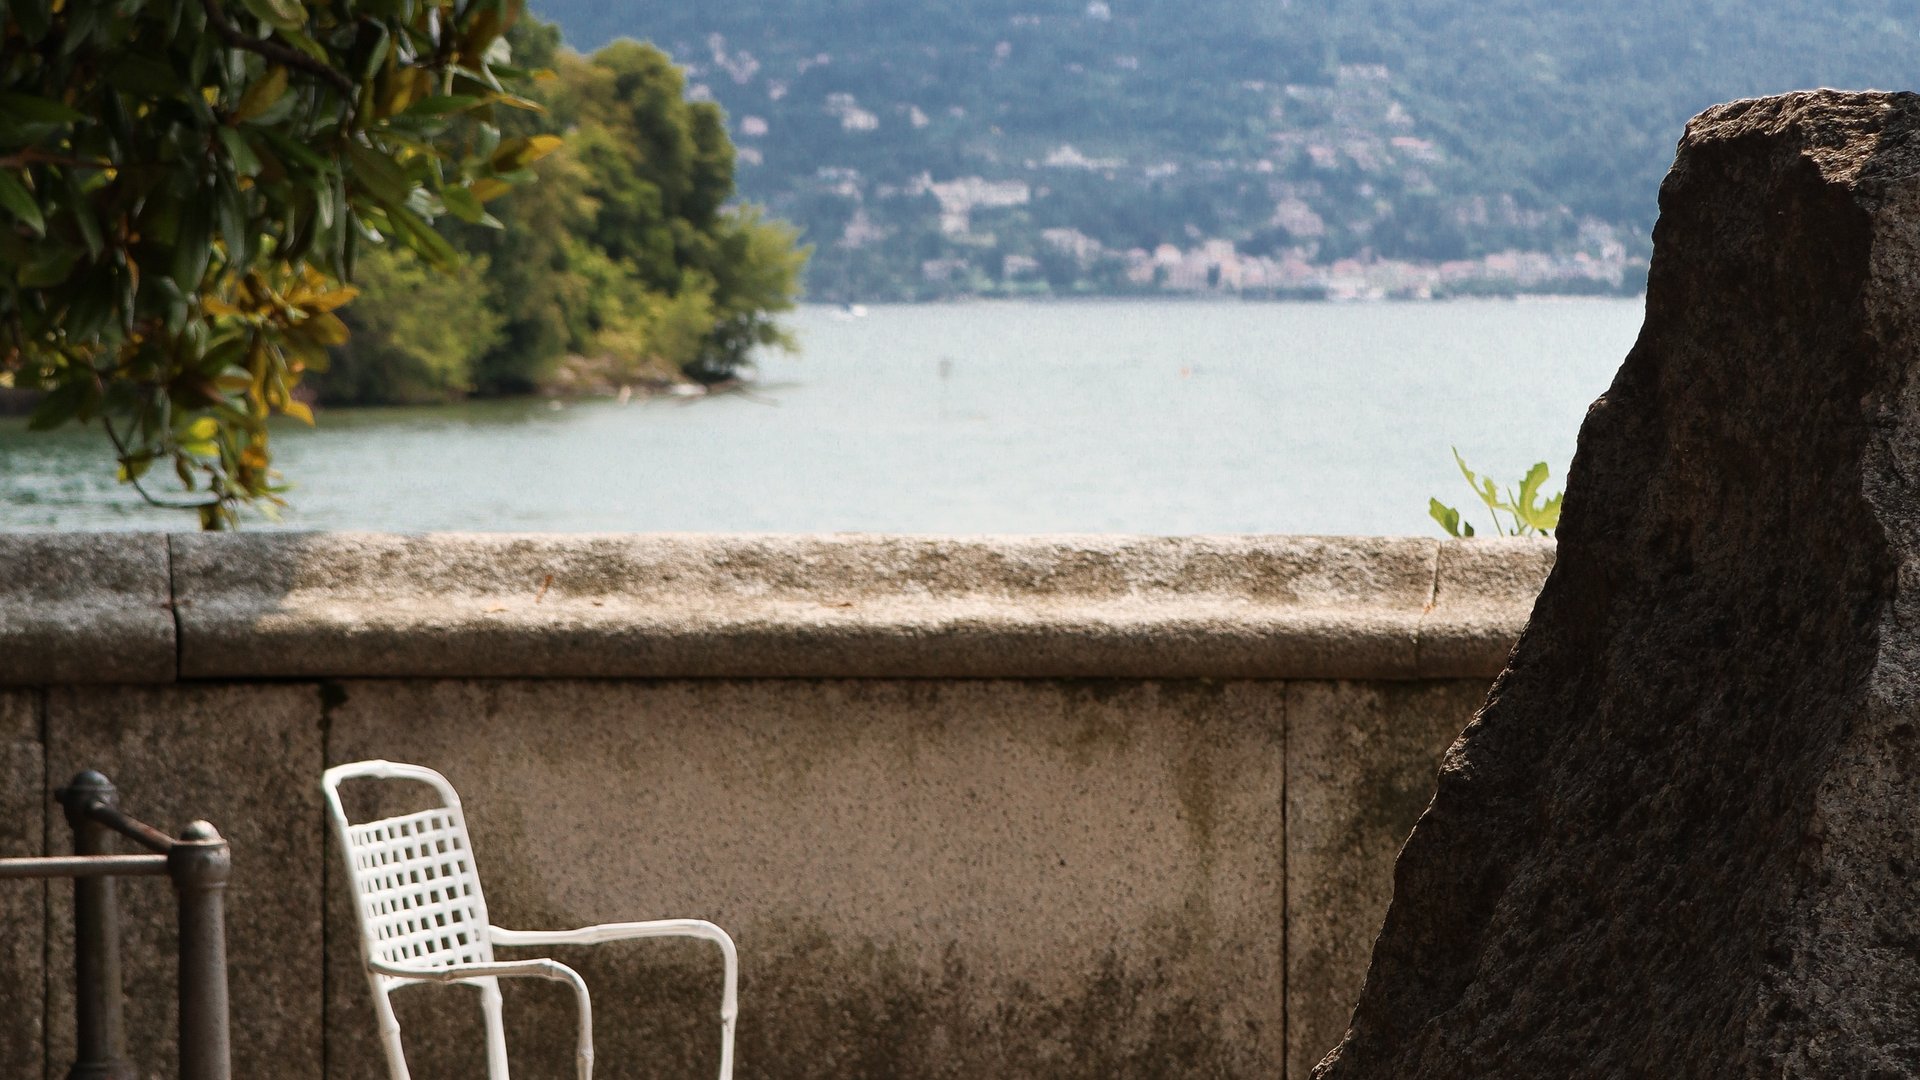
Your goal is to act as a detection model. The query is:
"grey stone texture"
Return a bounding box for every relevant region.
[2,669,1490,1080]
[0,691,43,1080]
[1417,539,1554,675]
[0,533,173,684]
[173,533,1548,681]
[0,529,1560,1077]
[1315,90,1920,1078]
[43,684,324,1080]
[1285,680,1486,1080]
[323,678,1286,1080]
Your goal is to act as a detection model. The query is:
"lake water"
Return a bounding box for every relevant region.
[0,297,1645,535]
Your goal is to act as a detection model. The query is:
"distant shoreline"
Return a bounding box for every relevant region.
[798,290,1650,307]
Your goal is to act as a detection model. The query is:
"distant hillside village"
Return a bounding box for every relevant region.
[535,0,1920,303]
[903,171,1635,301]
[706,47,1643,301]
[693,30,1645,300]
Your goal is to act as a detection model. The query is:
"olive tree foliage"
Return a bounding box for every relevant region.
[0,0,554,526]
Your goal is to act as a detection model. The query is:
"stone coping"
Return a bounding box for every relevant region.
[0,532,1554,683]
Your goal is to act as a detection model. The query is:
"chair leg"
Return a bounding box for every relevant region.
[479,979,512,1080]
[374,987,411,1080]
[713,927,738,1080]
[572,979,594,1080]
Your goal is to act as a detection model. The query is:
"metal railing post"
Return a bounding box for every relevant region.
[58,771,135,1080]
[169,821,232,1080]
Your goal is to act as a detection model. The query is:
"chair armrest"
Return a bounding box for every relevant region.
[369,958,595,1080]
[491,920,739,1023]
[491,919,732,950]
[369,956,583,986]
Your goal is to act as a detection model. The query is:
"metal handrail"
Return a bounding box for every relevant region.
[0,771,232,1080]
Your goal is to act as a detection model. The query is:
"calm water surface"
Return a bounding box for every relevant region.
[0,298,1644,534]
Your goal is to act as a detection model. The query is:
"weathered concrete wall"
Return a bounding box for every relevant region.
[0,533,1549,1079]
[41,685,326,1080]
[1,690,44,1080]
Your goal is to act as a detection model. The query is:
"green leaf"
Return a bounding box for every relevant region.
[1429,498,1468,539]
[277,27,332,63]
[62,284,115,343]
[217,127,264,177]
[1516,462,1548,513]
[449,63,503,94]
[401,94,484,118]
[357,24,392,80]
[61,168,103,260]
[382,198,459,269]
[438,184,487,224]
[1451,446,1478,489]
[57,0,102,55]
[257,127,335,175]
[1531,491,1564,534]
[345,140,415,205]
[216,175,252,271]
[0,172,46,236]
[18,243,81,288]
[171,190,215,290]
[238,0,307,32]
[0,93,86,124]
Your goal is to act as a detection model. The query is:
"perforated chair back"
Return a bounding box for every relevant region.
[326,761,496,980]
[345,803,496,976]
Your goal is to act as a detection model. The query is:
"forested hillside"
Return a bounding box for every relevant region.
[534,0,1920,300]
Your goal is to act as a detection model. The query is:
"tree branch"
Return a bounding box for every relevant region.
[100,414,221,512]
[197,0,356,99]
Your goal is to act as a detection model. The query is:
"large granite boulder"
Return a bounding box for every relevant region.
[1315,90,1920,1078]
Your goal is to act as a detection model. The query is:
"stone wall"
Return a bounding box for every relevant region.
[0,533,1551,1080]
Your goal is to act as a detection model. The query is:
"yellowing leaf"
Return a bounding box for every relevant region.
[488,134,562,172]
[233,66,289,122]
[298,284,359,313]
[301,310,349,346]
[281,399,315,425]
[486,92,545,113]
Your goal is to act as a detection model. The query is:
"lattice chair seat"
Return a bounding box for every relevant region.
[323,760,737,1080]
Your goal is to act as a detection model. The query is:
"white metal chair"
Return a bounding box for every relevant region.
[322,760,738,1080]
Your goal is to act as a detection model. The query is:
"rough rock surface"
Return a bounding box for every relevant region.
[1315,89,1920,1078]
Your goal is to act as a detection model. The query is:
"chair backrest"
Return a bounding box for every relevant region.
[322,761,497,978]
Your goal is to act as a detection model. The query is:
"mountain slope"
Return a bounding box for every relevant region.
[528,0,1920,299]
